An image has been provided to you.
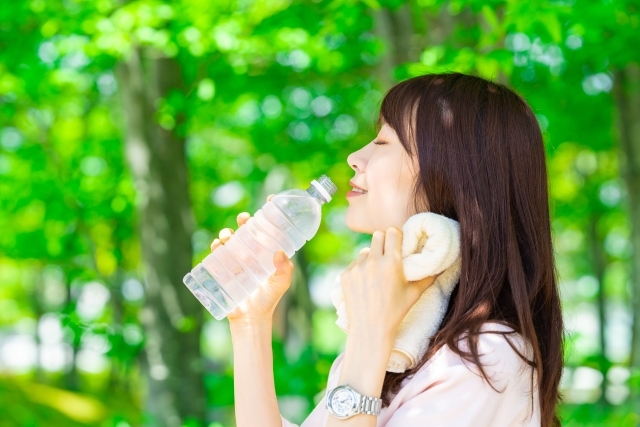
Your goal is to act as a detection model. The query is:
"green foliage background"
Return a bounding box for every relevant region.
[1,0,639,426]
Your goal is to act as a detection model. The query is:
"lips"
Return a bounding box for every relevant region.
[346,190,367,198]
[349,180,367,192]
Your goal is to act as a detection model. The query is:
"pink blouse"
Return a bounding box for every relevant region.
[281,322,540,427]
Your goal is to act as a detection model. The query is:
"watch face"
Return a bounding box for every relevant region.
[329,387,356,417]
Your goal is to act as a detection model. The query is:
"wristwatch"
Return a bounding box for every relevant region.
[326,384,382,419]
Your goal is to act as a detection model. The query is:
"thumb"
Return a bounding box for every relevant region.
[410,273,439,296]
[269,250,293,285]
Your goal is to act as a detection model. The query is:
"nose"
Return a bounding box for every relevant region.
[347,148,366,173]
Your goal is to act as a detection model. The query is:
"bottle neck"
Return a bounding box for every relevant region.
[306,186,327,205]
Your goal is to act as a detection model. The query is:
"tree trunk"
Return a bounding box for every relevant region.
[612,63,640,407]
[587,211,610,405]
[371,3,417,90]
[284,244,315,360]
[117,47,206,427]
[108,266,128,394]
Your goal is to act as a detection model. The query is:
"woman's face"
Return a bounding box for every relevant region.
[345,123,419,234]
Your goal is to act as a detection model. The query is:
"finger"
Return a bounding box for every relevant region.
[384,227,402,258]
[273,249,293,272]
[356,246,370,263]
[237,212,250,226]
[370,230,385,257]
[344,259,356,271]
[267,194,275,202]
[219,228,234,242]
[268,250,294,292]
[210,238,221,252]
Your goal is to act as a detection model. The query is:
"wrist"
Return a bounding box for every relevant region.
[338,335,393,399]
[344,335,394,371]
[346,325,396,351]
[229,316,273,334]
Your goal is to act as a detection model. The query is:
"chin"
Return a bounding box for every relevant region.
[347,225,373,234]
[344,215,374,234]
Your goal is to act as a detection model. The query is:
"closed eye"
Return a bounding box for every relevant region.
[373,140,387,145]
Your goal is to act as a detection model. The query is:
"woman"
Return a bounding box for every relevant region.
[211,72,564,427]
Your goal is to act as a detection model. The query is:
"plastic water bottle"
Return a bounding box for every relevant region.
[183,174,338,320]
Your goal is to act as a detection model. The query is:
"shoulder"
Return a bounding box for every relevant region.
[380,323,541,426]
[411,321,536,390]
[459,321,535,366]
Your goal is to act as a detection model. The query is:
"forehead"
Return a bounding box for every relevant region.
[378,122,416,153]
[378,123,399,139]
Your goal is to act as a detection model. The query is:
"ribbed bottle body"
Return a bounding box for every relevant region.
[183,176,336,320]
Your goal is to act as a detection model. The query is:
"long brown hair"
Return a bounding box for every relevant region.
[377,72,564,426]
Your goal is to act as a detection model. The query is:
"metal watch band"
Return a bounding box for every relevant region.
[358,395,382,415]
[326,384,382,419]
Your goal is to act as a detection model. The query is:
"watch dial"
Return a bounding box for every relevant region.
[331,389,355,414]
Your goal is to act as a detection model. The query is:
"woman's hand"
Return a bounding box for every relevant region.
[210,194,294,325]
[340,226,440,343]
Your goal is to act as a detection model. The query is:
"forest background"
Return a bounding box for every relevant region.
[1,0,640,426]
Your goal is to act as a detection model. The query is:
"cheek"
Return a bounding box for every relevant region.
[368,181,405,208]
[374,169,415,213]
[369,186,407,214]
[369,163,407,198]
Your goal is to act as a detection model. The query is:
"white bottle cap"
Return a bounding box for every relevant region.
[310,179,332,202]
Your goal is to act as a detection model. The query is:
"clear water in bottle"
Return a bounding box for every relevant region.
[183,174,338,320]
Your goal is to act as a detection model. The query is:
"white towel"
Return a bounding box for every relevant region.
[329,212,462,373]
